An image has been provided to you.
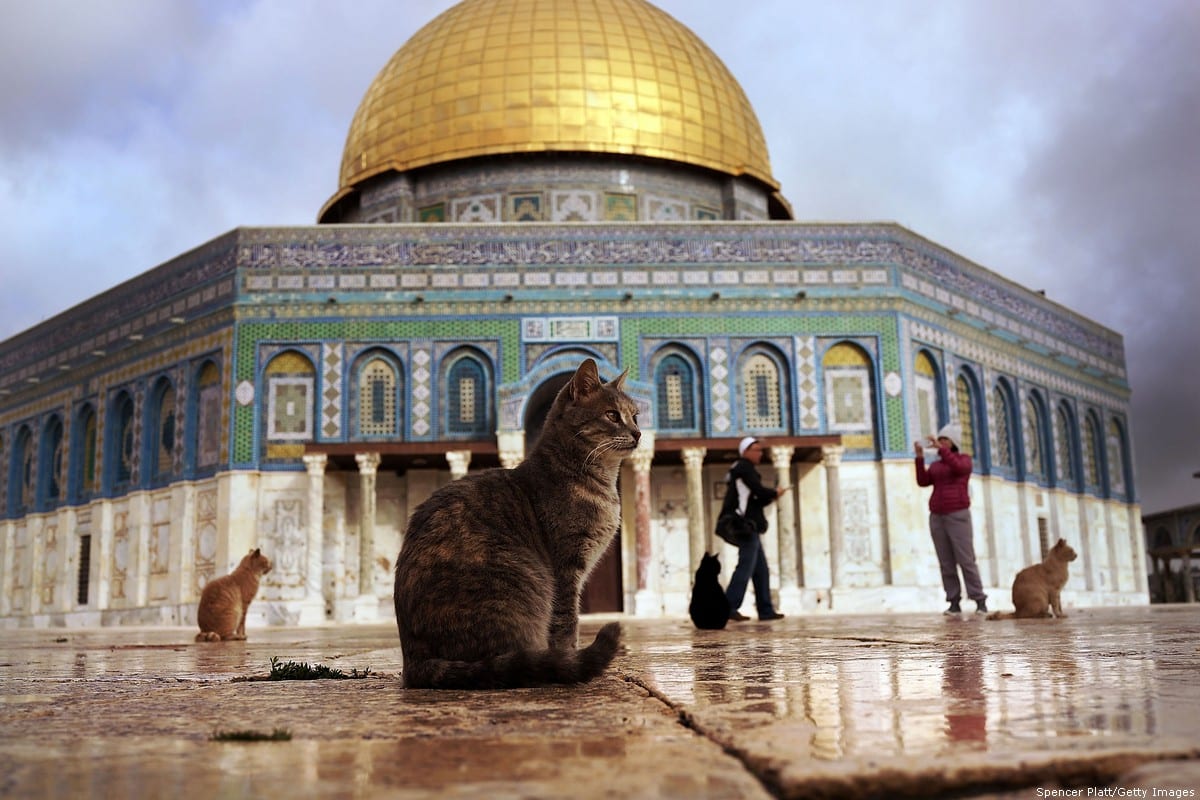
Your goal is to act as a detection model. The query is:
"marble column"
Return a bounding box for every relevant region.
[497,431,525,469]
[446,450,472,480]
[176,484,197,605]
[132,494,150,608]
[0,520,13,617]
[630,444,656,617]
[57,507,76,613]
[770,444,800,610]
[354,452,381,622]
[822,444,845,588]
[681,447,707,572]
[96,499,113,611]
[300,454,327,625]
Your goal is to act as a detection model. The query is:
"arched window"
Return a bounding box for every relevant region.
[356,355,400,437]
[194,361,221,472]
[823,342,876,453]
[1083,412,1103,492]
[1024,394,1048,482]
[654,352,699,432]
[991,385,1014,469]
[447,355,489,436]
[954,374,977,457]
[107,392,136,491]
[262,351,315,462]
[913,350,942,442]
[1054,402,1078,489]
[741,351,784,430]
[1106,416,1130,498]
[71,404,99,501]
[8,425,34,515]
[38,415,64,508]
[148,378,177,483]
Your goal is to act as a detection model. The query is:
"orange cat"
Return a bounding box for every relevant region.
[988,539,1077,620]
[195,548,272,642]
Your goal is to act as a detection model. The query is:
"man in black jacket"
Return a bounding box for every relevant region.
[721,436,788,622]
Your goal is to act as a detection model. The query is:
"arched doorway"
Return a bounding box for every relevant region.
[524,372,624,614]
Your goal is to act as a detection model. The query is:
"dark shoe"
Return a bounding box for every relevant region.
[759,612,785,621]
[729,611,750,622]
[975,599,988,614]
[944,601,962,615]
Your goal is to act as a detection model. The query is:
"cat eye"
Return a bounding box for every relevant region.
[606,410,621,423]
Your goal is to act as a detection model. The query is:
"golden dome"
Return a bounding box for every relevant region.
[326,0,777,214]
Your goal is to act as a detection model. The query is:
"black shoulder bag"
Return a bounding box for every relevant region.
[714,475,756,546]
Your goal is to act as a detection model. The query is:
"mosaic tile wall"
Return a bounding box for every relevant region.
[2,220,1136,511]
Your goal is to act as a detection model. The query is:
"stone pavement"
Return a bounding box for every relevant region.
[2,605,1199,799]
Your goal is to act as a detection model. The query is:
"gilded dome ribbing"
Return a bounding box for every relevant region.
[326,0,777,214]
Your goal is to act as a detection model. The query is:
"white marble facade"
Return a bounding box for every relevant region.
[0,440,1149,629]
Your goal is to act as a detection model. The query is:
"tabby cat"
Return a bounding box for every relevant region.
[195,548,272,642]
[393,359,640,689]
[988,539,1078,620]
[689,552,731,630]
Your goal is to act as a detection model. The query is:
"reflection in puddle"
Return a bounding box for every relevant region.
[640,619,1168,761]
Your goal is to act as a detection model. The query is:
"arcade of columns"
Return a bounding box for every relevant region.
[302,438,847,620]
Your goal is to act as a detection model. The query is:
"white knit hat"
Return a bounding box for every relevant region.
[937,423,963,448]
[738,436,759,456]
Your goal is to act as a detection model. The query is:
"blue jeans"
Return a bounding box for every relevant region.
[725,533,776,618]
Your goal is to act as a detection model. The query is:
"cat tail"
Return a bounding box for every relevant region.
[985,611,1015,621]
[404,622,622,689]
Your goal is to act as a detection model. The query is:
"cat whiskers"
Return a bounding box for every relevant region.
[584,438,633,465]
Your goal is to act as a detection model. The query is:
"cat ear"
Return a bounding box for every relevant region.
[568,358,603,401]
[608,367,629,391]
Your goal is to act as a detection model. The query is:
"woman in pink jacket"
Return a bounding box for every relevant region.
[914,423,987,615]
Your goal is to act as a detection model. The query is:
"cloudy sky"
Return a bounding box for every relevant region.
[1,0,1196,514]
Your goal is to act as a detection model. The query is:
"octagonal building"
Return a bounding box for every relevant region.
[0,0,1145,627]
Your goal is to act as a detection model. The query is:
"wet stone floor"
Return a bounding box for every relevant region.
[1,605,1198,799]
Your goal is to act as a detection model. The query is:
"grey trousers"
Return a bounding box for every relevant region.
[929,509,986,603]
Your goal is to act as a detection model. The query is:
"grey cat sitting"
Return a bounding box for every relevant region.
[394,359,640,689]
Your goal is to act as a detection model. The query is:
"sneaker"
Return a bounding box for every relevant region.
[759,612,785,621]
[944,601,962,615]
[729,611,750,622]
[975,599,988,614]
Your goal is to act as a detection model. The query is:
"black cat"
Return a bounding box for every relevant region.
[689,552,731,630]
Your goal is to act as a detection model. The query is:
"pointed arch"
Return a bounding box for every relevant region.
[990,378,1017,472]
[443,347,492,437]
[823,341,877,454]
[352,349,404,439]
[1053,400,1080,491]
[912,349,943,443]
[1082,410,1104,494]
[192,359,222,474]
[147,376,178,484]
[262,350,316,462]
[8,425,34,515]
[739,344,790,433]
[955,367,985,463]
[1023,390,1050,483]
[650,344,703,434]
[38,414,65,509]
[106,390,136,493]
[70,403,99,502]
[1105,415,1132,500]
